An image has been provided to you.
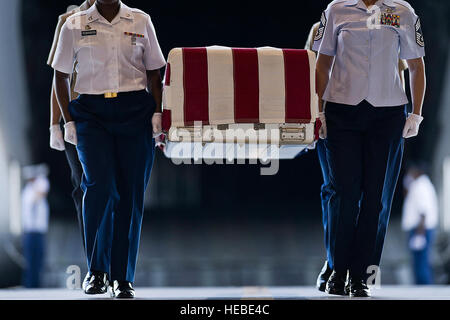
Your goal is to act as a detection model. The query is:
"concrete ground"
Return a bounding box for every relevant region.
[0,286,449,300]
[38,217,433,288]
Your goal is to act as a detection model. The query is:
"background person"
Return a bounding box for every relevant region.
[47,0,95,260]
[21,164,50,288]
[402,163,438,285]
[305,21,334,292]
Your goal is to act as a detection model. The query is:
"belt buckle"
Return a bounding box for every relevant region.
[104,92,118,99]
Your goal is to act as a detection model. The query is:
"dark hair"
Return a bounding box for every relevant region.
[406,161,430,176]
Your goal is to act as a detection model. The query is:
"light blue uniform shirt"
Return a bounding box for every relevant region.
[313,0,425,107]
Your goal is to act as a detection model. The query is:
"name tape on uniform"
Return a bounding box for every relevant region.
[81,30,97,37]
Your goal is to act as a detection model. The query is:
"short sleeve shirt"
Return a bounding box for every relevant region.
[47,1,91,100]
[22,176,50,233]
[52,2,166,95]
[313,0,425,107]
[305,22,320,52]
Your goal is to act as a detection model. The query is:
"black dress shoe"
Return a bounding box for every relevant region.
[345,280,351,296]
[326,271,349,296]
[349,278,371,298]
[110,280,135,299]
[84,271,109,295]
[82,272,92,291]
[316,261,333,292]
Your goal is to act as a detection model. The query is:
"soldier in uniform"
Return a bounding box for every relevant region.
[52,0,166,298]
[305,19,409,293]
[47,0,94,290]
[313,0,426,297]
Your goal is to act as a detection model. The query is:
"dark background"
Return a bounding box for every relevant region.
[21,0,450,220]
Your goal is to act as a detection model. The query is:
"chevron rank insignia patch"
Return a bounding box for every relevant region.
[314,11,327,42]
[415,18,424,47]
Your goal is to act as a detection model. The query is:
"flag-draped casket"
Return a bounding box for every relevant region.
[162,46,319,160]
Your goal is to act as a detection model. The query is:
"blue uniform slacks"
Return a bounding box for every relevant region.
[325,100,405,280]
[69,90,155,283]
[316,139,333,268]
[22,232,45,288]
[409,230,434,285]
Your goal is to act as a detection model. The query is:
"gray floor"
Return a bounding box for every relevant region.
[1,286,450,300]
[39,217,434,288]
[3,216,447,289]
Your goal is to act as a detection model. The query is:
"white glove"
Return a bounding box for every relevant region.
[152,112,163,138]
[319,112,327,139]
[307,141,317,150]
[409,234,427,251]
[64,121,78,146]
[49,125,65,151]
[403,113,424,139]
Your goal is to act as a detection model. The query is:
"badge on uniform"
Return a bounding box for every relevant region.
[314,11,327,41]
[81,25,97,37]
[124,32,144,46]
[380,13,400,28]
[82,30,97,36]
[415,18,425,47]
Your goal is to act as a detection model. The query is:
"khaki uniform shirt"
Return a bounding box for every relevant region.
[47,1,91,100]
[51,3,166,95]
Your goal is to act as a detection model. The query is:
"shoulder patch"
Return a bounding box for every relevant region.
[415,18,424,47]
[314,11,327,42]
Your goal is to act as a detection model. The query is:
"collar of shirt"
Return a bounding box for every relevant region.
[85,1,134,25]
[344,0,396,10]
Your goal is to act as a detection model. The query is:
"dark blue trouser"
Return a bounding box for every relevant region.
[317,121,402,273]
[316,139,333,268]
[63,141,85,254]
[69,90,155,283]
[409,230,434,285]
[325,100,405,280]
[371,135,405,267]
[22,232,45,288]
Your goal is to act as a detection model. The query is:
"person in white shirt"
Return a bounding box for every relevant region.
[402,163,438,284]
[51,0,165,298]
[306,19,409,293]
[21,166,50,288]
[314,0,426,297]
[47,0,95,272]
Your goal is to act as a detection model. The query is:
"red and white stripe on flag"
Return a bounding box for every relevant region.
[162,46,317,130]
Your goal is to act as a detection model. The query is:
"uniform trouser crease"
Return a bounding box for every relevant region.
[69,90,155,283]
[325,100,405,280]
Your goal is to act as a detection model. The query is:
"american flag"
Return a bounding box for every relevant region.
[162,46,318,133]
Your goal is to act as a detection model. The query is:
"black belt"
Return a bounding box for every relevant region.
[81,90,147,99]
